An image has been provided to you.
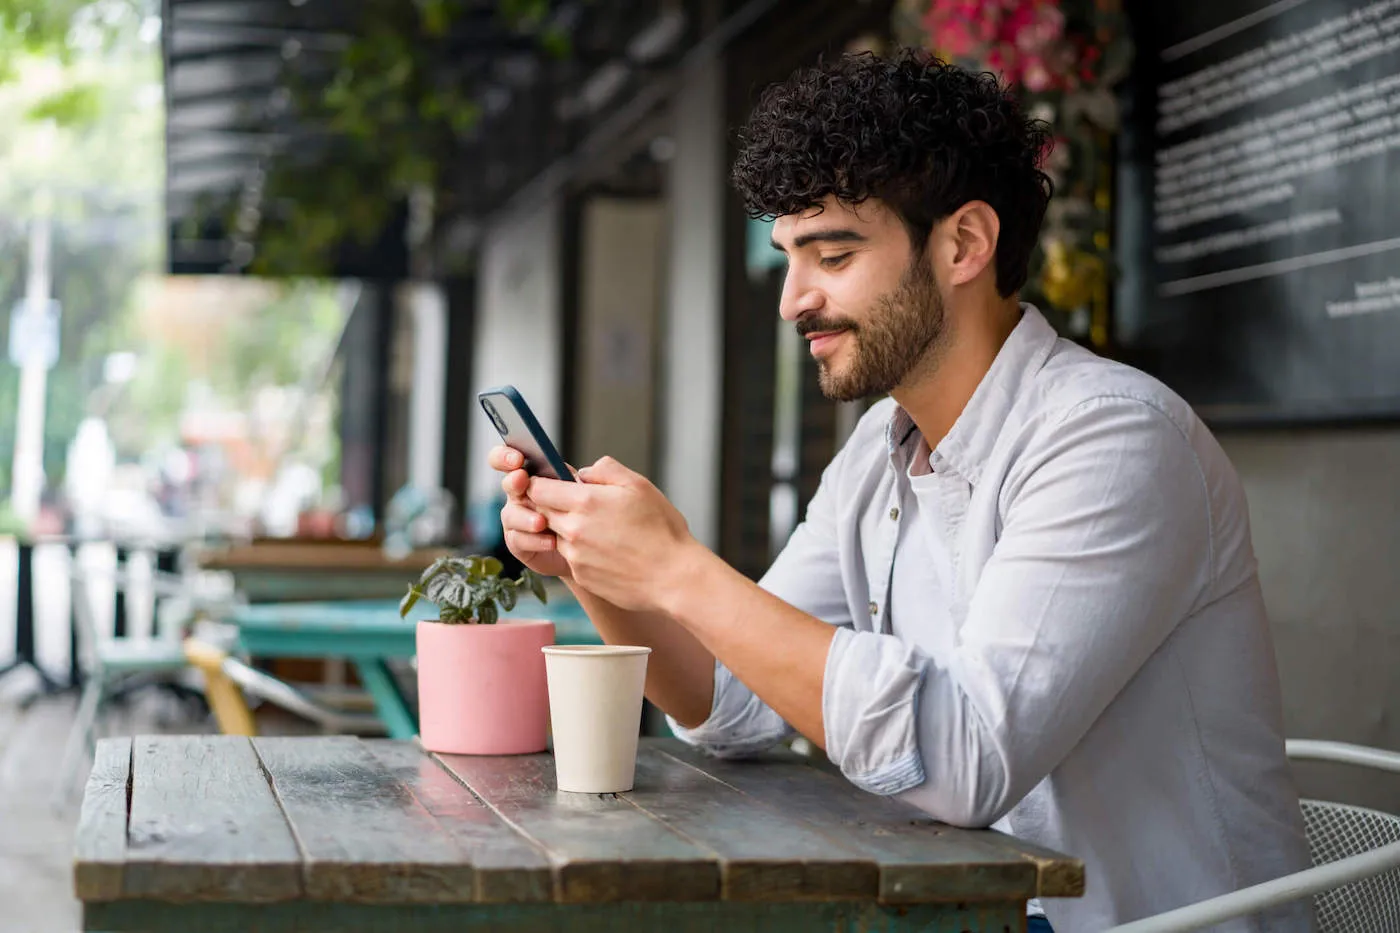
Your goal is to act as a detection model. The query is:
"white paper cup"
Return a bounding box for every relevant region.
[541,644,652,793]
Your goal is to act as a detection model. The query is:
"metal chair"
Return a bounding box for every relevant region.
[52,560,191,805]
[1108,740,1400,932]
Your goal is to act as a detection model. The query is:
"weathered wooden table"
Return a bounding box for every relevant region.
[74,735,1082,932]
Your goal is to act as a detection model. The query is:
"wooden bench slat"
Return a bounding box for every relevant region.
[73,737,132,901]
[435,752,720,903]
[656,740,1044,903]
[364,740,552,903]
[623,746,877,901]
[253,736,473,902]
[124,735,301,901]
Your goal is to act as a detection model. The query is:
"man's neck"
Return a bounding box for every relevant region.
[891,297,1023,449]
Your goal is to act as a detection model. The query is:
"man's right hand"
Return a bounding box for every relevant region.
[489,445,573,580]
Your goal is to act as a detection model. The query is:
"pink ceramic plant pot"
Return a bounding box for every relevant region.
[416,618,555,755]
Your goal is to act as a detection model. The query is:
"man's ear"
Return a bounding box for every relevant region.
[942,201,1000,289]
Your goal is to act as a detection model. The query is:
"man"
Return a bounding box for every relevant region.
[489,51,1314,931]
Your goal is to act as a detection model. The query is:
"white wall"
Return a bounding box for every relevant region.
[468,198,563,512]
[1219,429,1400,813]
[575,198,666,472]
[660,56,725,549]
[401,281,447,492]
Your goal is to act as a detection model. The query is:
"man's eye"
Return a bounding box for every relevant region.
[819,253,853,268]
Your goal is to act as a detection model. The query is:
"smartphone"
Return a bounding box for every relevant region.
[477,385,574,482]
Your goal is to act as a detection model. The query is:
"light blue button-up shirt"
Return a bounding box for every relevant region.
[670,306,1315,931]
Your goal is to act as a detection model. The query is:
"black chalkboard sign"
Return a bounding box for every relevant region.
[1115,0,1400,423]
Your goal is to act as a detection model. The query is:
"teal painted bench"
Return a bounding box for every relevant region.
[231,596,602,739]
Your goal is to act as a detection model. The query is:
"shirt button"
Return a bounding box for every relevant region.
[889,507,900,521]
[868,601,879,616]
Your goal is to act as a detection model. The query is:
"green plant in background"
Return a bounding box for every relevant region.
[0,0,150,125]
[0,0,162,492]
[244,0,566,279]
[401,555,548,625]
[894,0,1133,349]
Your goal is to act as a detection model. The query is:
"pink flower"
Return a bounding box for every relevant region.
[1022,57,1053,91]
[939,21,977,57]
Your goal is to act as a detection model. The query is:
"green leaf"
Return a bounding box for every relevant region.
[499,586,517,612]
[25,84,103,127]
[399,585,424,619]
[540,27,571,61]
[477,601,498,625]
[417,556,452,587]
[481,556,504,577]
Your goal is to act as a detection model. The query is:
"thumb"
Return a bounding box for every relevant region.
[577,455,634,485]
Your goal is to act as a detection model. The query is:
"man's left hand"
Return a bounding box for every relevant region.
[527,456,701,614]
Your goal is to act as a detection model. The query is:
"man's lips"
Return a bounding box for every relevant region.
[805,329,848,357]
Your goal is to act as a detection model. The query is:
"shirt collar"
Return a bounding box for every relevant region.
[885,304,1059,483]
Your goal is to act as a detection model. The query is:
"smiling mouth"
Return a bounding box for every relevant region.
[806,330,848,357]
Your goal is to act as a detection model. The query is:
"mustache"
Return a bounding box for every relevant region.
[795,317,857,338]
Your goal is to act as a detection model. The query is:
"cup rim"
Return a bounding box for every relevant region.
[542,644,653,658]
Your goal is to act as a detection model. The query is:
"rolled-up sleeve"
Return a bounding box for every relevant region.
[823,626,928,793]
[667,446,855,757]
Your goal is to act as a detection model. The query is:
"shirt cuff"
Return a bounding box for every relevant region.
[823,626,928,795]
[665,659,793,758]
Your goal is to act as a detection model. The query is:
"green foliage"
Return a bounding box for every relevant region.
[245,0,569,277]
[0,0,154,126]
[400,554,548,625]
[0,0,162,488]
[23,80,100,123]
[0,498,26,535]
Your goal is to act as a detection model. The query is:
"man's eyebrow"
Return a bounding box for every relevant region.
[769,228,868,252]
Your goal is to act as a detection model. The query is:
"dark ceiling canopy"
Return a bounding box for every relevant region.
[162,0,704,278]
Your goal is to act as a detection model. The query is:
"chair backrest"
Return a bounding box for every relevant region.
[1302,798,1400,933]
[69,561,103,675]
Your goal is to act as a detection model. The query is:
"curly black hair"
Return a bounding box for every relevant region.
[731,49,1053,297]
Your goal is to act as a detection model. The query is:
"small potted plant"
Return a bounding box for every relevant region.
[401,555,554,755]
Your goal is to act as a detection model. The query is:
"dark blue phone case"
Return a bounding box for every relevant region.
[477,385,575,482]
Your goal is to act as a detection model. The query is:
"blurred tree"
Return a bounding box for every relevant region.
[0,0,162,493]
[0,0,153,126]
[0,0,348,526]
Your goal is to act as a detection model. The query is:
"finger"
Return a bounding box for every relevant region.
[501,501,546,534]
[541,511,584,544]
[528,475,590,511]
[507,529,557,552]
[576,455,635,486]
[488,445,526,473]
[501,468,531,500]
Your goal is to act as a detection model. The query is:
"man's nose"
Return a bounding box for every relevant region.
[778,270,824,322]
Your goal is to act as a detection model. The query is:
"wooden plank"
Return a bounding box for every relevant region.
[85,897,1027,933]
[73,737,132,901]
[656,740,1043,904]
[198,542,452,571]
[124,735,302,901]
[962,821,1086,898]
[435,752,720,903]
[253,736,473,902]
[623,745,877,901]
[365,740,552,903]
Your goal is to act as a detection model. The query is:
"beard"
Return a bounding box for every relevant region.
[799,255,947,402]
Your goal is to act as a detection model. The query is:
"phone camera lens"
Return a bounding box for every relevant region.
[482,399,507,434]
